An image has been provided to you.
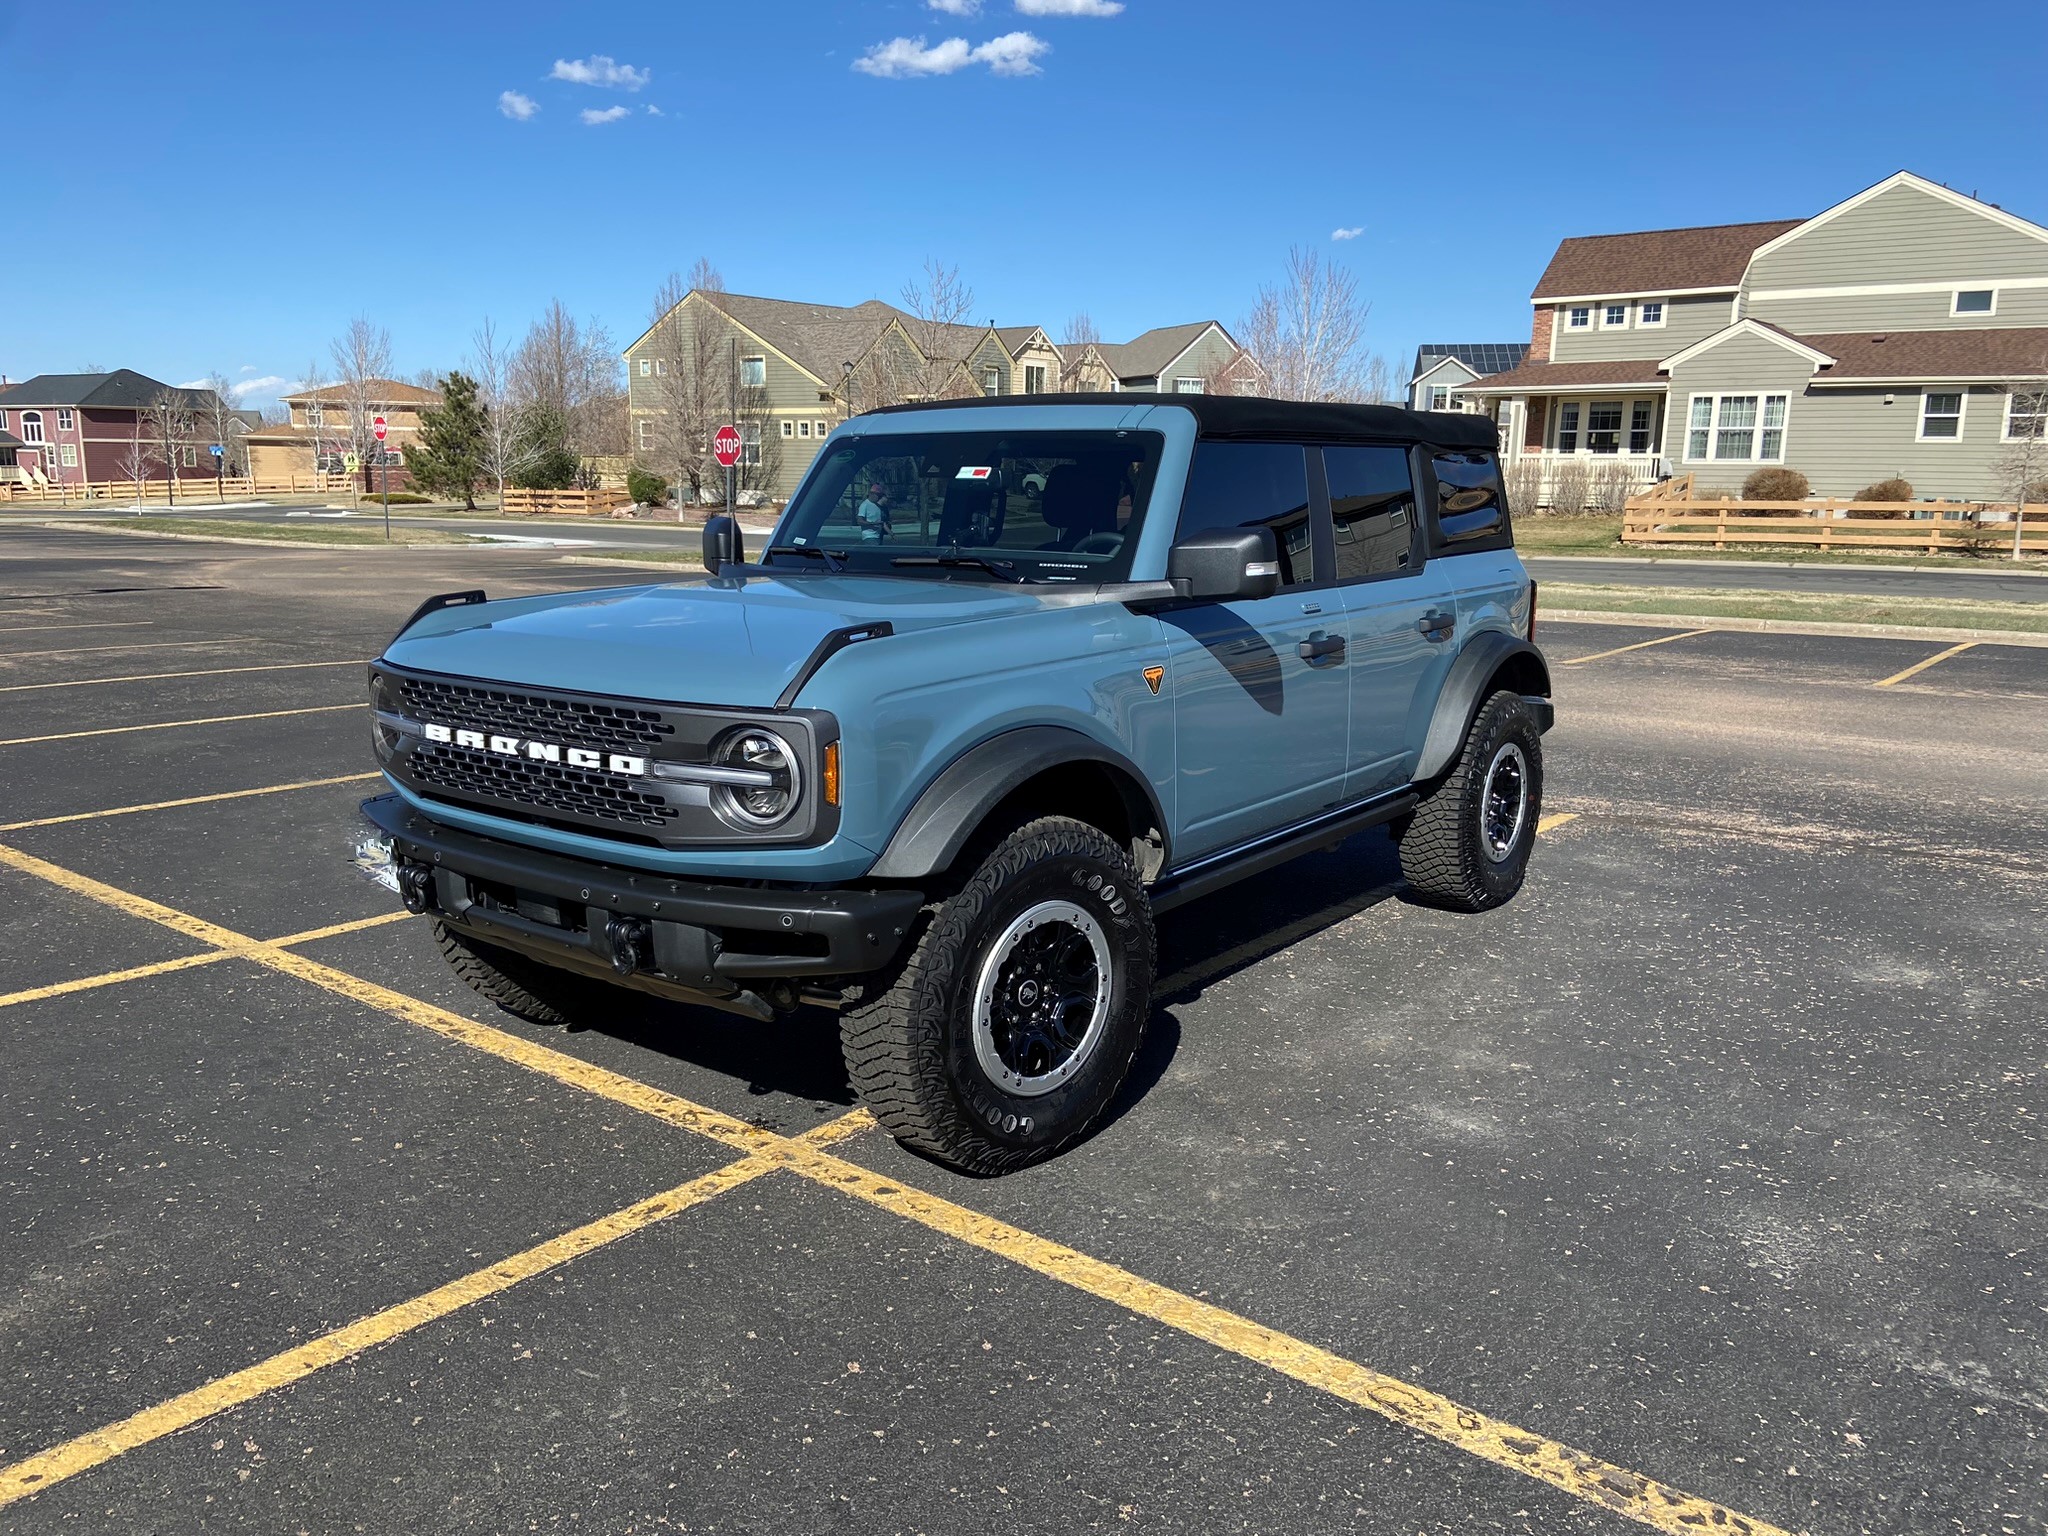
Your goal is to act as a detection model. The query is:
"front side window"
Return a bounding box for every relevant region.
[740,356,767,389]
[1629,401,1655,454]
[1568,306,1591,329]
[1323,445,1415,582]
[1953,289,1996,316]
[1920,392,1964,440]
[1586,401,1624,454]
[2007,391,2048,441]
[1555,402,1581,453]
[1639,301,1666,327]
[1175,442,1314,587]
[775,429,1165,585]
[20,411,44,444]
[1602,303,1628,328]
[57,407,74,431]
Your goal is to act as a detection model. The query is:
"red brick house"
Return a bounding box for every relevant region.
[0,370,251,487]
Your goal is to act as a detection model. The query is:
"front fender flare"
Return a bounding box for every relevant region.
[867,726,1168,881]
[1414,632,1552,782]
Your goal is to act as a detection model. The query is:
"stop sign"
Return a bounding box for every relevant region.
[372,415,388,441]
[712,424,743,468]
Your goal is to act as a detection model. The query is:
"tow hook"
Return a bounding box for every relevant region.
[605,915,652,975]
[396,864,436,915]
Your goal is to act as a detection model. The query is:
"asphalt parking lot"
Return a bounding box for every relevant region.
[1,526,2043,1535]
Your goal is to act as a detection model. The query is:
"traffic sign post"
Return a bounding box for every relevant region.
[373,417,390,541]
[210,443,224,502]
[713,424,743,524]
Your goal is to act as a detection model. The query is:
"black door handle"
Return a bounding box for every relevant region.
[1416,611,1456,640]
[1297,633,1346,661]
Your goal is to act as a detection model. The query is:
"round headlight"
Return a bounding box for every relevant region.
[711,728,802,829]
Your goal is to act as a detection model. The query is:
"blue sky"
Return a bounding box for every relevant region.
[3,0,2044,411]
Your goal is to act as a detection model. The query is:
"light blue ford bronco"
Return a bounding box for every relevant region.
[358,395,1552,1173]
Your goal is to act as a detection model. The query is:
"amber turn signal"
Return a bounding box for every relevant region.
[822,741,841,805]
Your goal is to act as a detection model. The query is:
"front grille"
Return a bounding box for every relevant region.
[398,676,675,753]
[410,743,677,830]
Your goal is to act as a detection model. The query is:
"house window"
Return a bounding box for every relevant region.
[60,443,78,467]
[58,408,75,431]
[636,419,652,449]
[1555,402,1580,453]
[1629,401,1655,454]
[308,402,323,426]
[1024,364,1047,394]
[740,356,767,389]
[654,358,666,376]
[1686,394,1789,461]
[182,446,197,467]
[1639,301,1666,327]
[814,420,828,438]
[1952,289,1996,316]
[780,419,794,438]
[0,409,8,429]
[1174,377,1204,394]
[797,420,811,439]
[1429,386,1450,411]
[2006,391,2047,441]
[1586,401,1624,454]
[741,422,761,466]
[1568,306,1591,329]
[1919,391,1965,441]
[1601,303,1628,329]
[20,411,44,443]
[981,366,1001,396]
[638,358,651,377]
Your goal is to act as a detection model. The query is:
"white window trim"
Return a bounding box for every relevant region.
[20,411,44,444]
[780,418,794,438]
[638,358,651,377]
[636,419,652,448]
[0,409,8,429]
[1681,392,1791,465]
[1173,377,1204,394]
[1428,385,1451,411]
[740,355,767,389]
[654,358,666,376]
[1637,300,1667,329]
[57,407,75,431]
[814,419,828,437]
[1917,389,1967,443]
[2003,390,2048,443]
[1598,302,1630,330]
[981,365,1002,395]
[1950,288,1998,318]
[797,419,811,438]
[1567,305,1592,329]
[60,443,78,467]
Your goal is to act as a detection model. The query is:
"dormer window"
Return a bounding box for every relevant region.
[1952,289,1996,316]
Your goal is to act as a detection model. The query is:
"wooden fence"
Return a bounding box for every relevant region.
[498,487,635,516]
[0,475,356,503]
[1623,489,2048,556]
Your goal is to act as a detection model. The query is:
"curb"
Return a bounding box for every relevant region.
[556,554,706,572]
[1529,552,2048,579]
[33,521,481,552]
[1544,607,2048,647]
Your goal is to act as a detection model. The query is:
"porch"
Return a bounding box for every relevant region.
[1464,390,1671,510]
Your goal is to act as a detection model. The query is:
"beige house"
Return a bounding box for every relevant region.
[242,379,440,482]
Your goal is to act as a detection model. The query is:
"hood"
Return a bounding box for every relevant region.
[382,574,1068,707]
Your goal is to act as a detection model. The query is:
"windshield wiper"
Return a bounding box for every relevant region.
[891,553,1025,583]
[763,543,848,570]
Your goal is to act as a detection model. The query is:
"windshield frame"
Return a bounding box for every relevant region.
[762,425,1170,586]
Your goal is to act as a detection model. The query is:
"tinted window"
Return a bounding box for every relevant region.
[1323,445,1416,582]
[1174,442,1314,587]
[1430,450,1508,549]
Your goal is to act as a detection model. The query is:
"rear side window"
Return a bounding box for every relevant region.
[1322,445,1417,582]
[1429,450,1510,552]
[1175,442,1315,587]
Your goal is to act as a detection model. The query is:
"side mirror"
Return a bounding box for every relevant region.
[702,514,745,574]
[1166,526,1281,602]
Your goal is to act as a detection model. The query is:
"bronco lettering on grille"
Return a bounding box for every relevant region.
[420,721,648,777]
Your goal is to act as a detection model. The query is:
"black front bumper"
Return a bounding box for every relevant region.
[360,794,923,1006]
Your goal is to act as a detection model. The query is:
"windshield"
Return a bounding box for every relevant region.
[769,429,1166,583]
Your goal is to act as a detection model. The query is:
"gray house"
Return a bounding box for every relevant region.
[1406,344,1527,412]
[1456,171,2048,502]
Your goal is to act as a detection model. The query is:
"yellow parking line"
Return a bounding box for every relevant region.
[0,658,364,695]
[0,1110,873,1512]
[1,637,256,660]
[1874,639,1977,688]
[1536,811,1578,833]
[0,621,154,636]
[1558,629,1711,666]
[0,773,381,832]
[0,951,233,1011]
[0,703,361,748]
[268,911,413,945]
[0,842,1787,1535]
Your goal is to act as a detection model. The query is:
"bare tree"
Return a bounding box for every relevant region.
[510,300,622,464]
[116,420,157,508]
[197,373,249,495]
[1996,367,2048,559]
[894,259,977,402]
[1239,247,1390,402]
[141,389,196,507]
[329,317,395,498]
[469,319,526,506]
[1060,312,1102,392]
[639,265,731,507]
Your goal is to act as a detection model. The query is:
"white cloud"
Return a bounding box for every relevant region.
[230,374,294,401]
[927,0,982,11]
[645,103,663,115]
[499,90,539,120]
[581,105,631,124]
[550,54,649,90]
[1331,226,1364,241]
[239,365,258,375]
[854,30,1048,77]
[1015,0,1123,15]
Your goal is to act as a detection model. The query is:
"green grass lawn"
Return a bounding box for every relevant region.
[1544,581,2048,635]
[1515,515,2043,571]
[59,518,484,548]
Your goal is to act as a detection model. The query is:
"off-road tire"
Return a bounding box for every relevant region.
[840,816,1155,1175]
[1397,689,1544,912]
[433,921,606,1028]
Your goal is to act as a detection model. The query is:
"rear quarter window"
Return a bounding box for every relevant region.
[1428,450,1511,554]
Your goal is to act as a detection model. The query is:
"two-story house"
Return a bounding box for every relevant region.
[240,379,440,484]
[1457,171,2048,502]
[0,371,237,487]
[1406,344,1528,413]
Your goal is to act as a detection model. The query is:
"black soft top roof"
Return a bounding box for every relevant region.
[863,392,1499,450]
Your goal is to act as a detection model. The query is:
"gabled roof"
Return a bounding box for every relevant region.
[1659,318,1837,372]
[1410,343,1528,383]
[1744,170,2048,275]
[995,325,1058,354]
[1097,321,1221,381]
[1532,220,1803,301]
[0,429,25,450]
[0,369,218,410]
[692,292,907,385]
[1801,327,2048,382]
[285,379,440,405]
[1456,358,1669,394]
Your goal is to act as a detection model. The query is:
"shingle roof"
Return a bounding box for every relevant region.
[284,379,440,404]
[995,326,1050,352]
[1411,343,1528,382]
[1458,358,1670,393]
[1096,322,1219,381]
[0,370,218,410]
[696,292,908,385]
[0,429,25,450]
[1804,327,2048,380]
[1532,220,1803,300]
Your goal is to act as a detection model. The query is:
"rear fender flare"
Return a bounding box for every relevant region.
[1414,632,1551,782]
